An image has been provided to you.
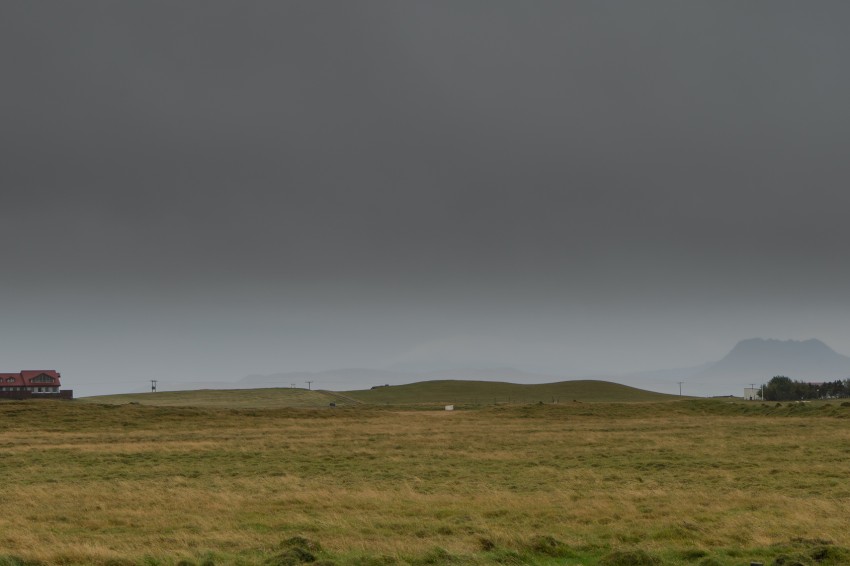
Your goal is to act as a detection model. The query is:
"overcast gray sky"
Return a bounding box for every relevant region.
[3,1,850,396]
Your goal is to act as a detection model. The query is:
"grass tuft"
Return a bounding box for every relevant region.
[807,545,850,564]
[0,558,45,566]
[524,534,575,558]
[265,548,317,565]
[772,555,809,566]
[409,547,457,565]
[598,549,662,566]
[281,537,323,553]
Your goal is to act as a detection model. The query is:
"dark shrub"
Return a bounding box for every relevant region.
[809,545,850,564]
[772,554,809,566]
[281,536,322,553]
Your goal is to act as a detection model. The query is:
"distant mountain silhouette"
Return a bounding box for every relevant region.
[698,338,850,382]
[141,338,850,398]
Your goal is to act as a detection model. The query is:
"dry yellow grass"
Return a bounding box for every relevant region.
[1,399,850,565]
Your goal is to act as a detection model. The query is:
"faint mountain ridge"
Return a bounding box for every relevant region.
[127,338,850,398]
[699,338,850,381]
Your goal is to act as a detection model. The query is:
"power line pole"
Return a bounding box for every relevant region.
[305,380,313,390]
[150,379,157,393]
[677,381,684,396]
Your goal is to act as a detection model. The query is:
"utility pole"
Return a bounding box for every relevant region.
[150,379,157,393]
[305,380,313,390]
[749,383,755,400]
[677,381,684,396]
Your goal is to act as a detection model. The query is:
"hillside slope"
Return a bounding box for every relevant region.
[344,379,677,404]
[79,388,357,408]
[80,380,675,407]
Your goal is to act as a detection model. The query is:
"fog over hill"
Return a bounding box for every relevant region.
[618,338,850,396]
[6,3,850,399]
[137,338,850,399]
[155,367,560,395]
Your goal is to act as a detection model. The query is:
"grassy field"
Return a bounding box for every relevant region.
[3,395,850,565]
[79,388,359,408]
[81,380,676,408]
[344,380,676,405]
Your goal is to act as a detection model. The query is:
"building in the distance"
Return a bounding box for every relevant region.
[0,370,73,400]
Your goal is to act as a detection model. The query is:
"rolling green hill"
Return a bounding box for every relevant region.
[81,379,676,408]
[344,379,676,405]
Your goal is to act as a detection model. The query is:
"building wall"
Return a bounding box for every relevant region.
[0,390,73,400]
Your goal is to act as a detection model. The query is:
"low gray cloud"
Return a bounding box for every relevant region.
[2,2,849,395]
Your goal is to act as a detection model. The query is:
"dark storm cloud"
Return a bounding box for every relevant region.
[3,1,850,393]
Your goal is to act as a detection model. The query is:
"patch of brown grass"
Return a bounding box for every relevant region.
[2,400,850,564]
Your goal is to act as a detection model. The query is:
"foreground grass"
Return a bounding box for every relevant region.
[1,399,850,565]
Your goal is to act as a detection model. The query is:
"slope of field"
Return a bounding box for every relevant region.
[81,380,676,408]
[344,379,677,404]
[79,387,359,408]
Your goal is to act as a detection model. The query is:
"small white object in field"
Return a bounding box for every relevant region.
[445,405,454,411]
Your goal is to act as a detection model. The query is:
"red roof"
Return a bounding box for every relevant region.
[0,373,23,386]
[1,371,61,387]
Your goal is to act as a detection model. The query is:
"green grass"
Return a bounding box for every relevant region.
[78,387,359,408]
[82,379,677,408]
[344,379,678,405]
[4,397,850,565]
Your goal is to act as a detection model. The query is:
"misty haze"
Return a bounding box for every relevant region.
[3,2,850,398]
[3,2,850,565]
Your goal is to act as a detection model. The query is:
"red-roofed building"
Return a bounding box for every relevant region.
[0,371,72,400]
